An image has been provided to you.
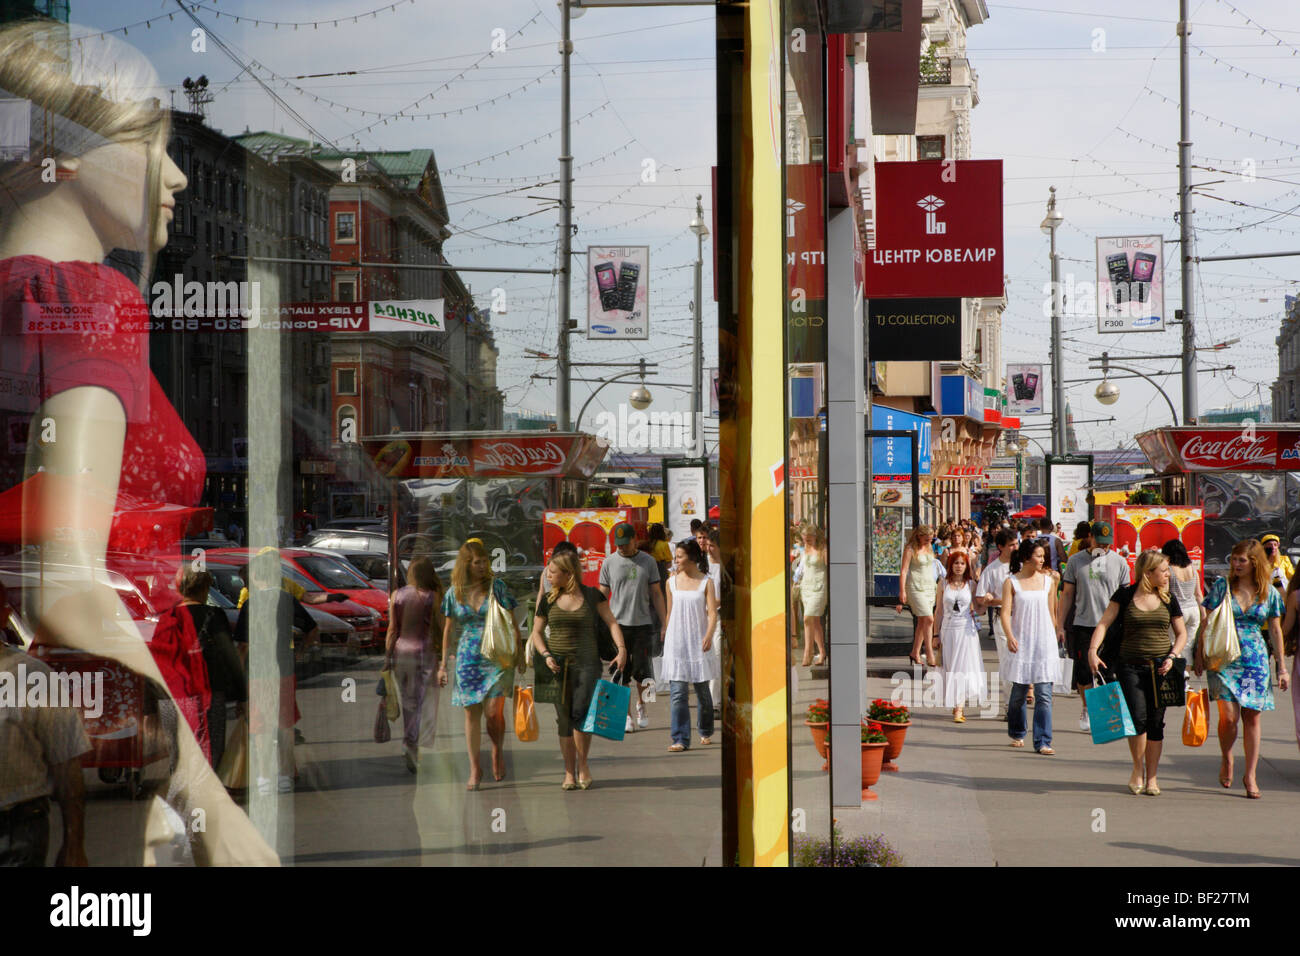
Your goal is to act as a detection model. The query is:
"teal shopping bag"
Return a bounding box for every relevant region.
[581,678,631,741]
[1085,675,1136,744]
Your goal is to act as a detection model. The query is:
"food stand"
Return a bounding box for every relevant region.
[543,507,649,586]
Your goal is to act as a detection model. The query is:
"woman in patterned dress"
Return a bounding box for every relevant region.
[1195,539,1290,798]
[438,539,521,790]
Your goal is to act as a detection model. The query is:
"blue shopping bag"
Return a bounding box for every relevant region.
[581,678,631,741]
[1085,675,1136,744]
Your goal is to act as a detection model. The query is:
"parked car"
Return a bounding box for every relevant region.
[205,586,362,666]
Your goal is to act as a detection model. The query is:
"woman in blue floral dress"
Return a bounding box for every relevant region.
[438,539,520,790]
[1196,539,1290,799]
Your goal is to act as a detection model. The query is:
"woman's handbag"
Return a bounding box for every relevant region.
[514,686,539,741]
[379,669,401,721]
[580,677,631,741]
[1150,656,1186,708]
[1084,673,1136,744]
[373,696,391,743]
[480,586,518,669]
[217,715,249,789]
[1201,594,1241,672]
[533,653,564,705]
[582,586,619,662]
[1182,687,1208,746]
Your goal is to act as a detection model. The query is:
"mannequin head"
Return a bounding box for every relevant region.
[0,21,185,269]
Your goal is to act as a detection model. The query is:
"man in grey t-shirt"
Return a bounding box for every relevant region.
[600,523,667,731]
[1057,520,1131,731]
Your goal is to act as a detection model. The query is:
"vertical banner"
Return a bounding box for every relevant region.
[1096,235,1165,332]
[1005,362,1044,416]
[586,245,650,339]
[708,367,719,417]
[1046,454,1093,533]
[662,458,709,543]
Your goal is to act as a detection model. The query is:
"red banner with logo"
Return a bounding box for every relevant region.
[864,160,1005,298]
[1138,427,1294,472]
[361,433,608,480]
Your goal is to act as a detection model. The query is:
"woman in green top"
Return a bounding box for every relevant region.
[528,550,626,790]
[1089,549,1188,796]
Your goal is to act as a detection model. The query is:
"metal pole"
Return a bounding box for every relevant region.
[1178,0,1198,423]
[692,194,704,457]
[1048,188,1065,455]
[557,0,574,430]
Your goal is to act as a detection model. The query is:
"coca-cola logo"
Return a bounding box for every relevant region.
[1179,434,1273,468]
[475,440,567,472]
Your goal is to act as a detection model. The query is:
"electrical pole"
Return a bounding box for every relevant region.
[556,0,574,430]
[1178,0,1198,424]
[1043,186,1065,455]
[691,194,705,458]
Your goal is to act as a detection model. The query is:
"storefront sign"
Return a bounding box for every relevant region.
[984,466,1017,490]
[662,457,709,542]
[939,374,985,422]
[870,405,932,476]
[864,159,1004,298]
[1137,427,1291,473]
[867,297,960,360]
[1005,362,1044,416]
[1096,235,1165,333]
[587,245,650,340]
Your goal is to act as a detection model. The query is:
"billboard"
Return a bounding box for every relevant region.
[1006,363,1044,416]
[1096,235,1165,333]
[863,160,1005,298]
[1046,454,1093,533]
[661,457,708,543]
[586,245,649,340]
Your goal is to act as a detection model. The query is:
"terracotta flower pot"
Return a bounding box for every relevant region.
[877,720,910,773]
[860,742,887,801]
[805,720,829,772]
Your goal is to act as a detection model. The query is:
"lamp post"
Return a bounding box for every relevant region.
[1090,352,1179,426]
[1041,187,1065,455]
[690,194,709,458]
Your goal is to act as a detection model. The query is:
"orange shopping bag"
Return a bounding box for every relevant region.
[1182,688,1208,747]
[514,686,539,741]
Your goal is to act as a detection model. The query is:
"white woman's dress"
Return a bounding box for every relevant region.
[1005,574,1060,686]
[662,574,719,684]
[938,581,987,706]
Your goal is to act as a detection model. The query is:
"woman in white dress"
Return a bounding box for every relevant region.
[662,539,720,752]
[999,539,1060,754]
[934,550,987,723]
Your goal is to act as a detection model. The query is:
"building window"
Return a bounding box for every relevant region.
[335,276,357,302]
[335,211,356,243]
[337,404,357,442]
[336,368,357,395]
[917,135,945,160]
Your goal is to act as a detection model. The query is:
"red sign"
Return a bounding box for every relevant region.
[787,163,826,299]
[1136,426,1300,473]
[361,432,608,480]
[864,160,1005,298]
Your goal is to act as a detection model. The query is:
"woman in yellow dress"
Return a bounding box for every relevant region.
[897,526,938,666]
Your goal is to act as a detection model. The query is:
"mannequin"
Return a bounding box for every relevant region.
[0,21,276,866]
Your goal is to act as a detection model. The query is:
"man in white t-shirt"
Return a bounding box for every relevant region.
[976,529,1016,710]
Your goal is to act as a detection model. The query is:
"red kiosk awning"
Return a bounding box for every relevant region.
[360,431,609,481]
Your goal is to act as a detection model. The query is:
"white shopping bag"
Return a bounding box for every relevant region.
[1053,653,1074,694]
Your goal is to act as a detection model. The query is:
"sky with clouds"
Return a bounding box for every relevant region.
[64,0,1299,458]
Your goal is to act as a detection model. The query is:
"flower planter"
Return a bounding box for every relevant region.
[860,742,887,801]
[876,720,910,773]
[805,720,830,772]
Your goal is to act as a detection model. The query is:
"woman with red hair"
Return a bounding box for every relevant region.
[934,550,986,723]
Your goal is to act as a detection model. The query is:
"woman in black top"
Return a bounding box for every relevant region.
[174,569,246,769]
[1088,549,1188,796]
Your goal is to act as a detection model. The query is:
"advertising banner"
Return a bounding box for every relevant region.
[361,433,609,480]
[1096,235,1165,333]
[869,405,932,476]
[127,298,446,332]
[1005,362,1044,416]
[586,245,649,340]
[1136,427,1289,473]
[1046,454,1093,533]
[863,159,1005,298]
[867,297,961,360]
[661,457,709,543]
[984,466,1018,490]
[708,367,719,417]
[786,162,826,363]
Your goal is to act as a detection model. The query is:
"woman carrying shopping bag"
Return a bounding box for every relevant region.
[1195,540,1290,798]
[1278,567,1300,755]
[1088,550,1189,796]
[527,550,626,790]
[384,557,445,774]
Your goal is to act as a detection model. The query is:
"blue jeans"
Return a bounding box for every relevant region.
[1008,682,1053,750]
[669,680,714,747]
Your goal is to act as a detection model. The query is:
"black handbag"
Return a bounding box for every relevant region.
[1150,656,1186,708]
[583,585,619,662]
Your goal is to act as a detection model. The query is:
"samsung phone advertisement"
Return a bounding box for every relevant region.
[1096,235,1165,333]
[1005,362,1043,416]
[587,245,649,340]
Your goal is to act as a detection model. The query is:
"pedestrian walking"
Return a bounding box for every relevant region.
[1058,521,1131,732]
[977,529,1017,703]
[934,550,986,722]
[1087,550,1189,795]
[1162,539,1203,678]
[1194,540,1290,798]
[662,539,720,751]
[528,550,627,790]
[1260,534,1294,593]
[384,557,445,774]
[439,539,521,790]
[1000,539,1059,754]
[174,569,245,770]
[798,526,828,666]
[898,525,938,667]
[600,522,667,733]
[705,528,727,714]
[1277,567,1300,754]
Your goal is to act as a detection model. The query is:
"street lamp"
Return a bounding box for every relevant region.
[1094,380,1121,406]
[1088,352,1178,425]
[690,194,709,458]
[1041,186,1065,455]
[628,383,653,411]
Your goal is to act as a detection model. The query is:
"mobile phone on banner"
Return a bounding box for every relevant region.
[615,262,640,312]
[595,262,619,312]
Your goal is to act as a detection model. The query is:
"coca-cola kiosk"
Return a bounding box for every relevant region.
[1136,425,1300,577]
[360,431,609,605]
